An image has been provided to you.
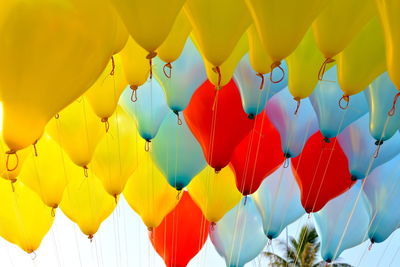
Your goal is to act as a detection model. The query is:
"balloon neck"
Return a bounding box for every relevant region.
[350,175,358,181]
[270,61,285,83]
[318,57,335,81]
[83,166,89,177]
[173,110,183,125]
[214,167,221,174]
[293,97,301,115]
[88,234,94,242]
[33,140,38,157]
[144,139,151,152]
[368,239,374,251]
[243,195,248,205]
[323,137,331,143]
[163,62,172,78]
[110,56,115,76]
[212,66,222,89]
[210,222,216,231]
[247,114,255,120]
[101,118,110,133]
[375,140,384,146]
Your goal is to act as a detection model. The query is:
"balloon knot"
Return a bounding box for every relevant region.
[373,140,383,158]
[318,57,335,81]
[130,85,138,102]
[33,140,38,157]
[210,222,216,231]
[173,110,182,125]
[323,137,331,143]
[270,61,285,83]
[10,179,16,192]
[283,158,290,168]
[388,92,400,116]
[338,95,350,110]
[350,175,357,181]
[51,207,57,217]
[256,73,265,90]
[83,166,89,177]
[88,234,94,242]
[176,190,182,200]
[294,97,301,115]
[114,194,118,204]
[212,66,222,89]
[101,118,110,133]
[368,240,374,251]
[55,113,60,119]
[146,52,157,79]
[110,56,115,76]
[163,62,172,78]
[5,150,19,172]
[214,167,221,174]
[148,227,154,239]
[243,195,248,205]
[144,139,151,152]
[247,114,255,120]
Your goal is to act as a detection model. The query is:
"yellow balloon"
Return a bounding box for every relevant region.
[376,0,400,91]
[112,14,129,55]
[202,33,248,88]
[90,107,138,198]
[0,0,117,152]
[123,145,179,229]
[0,179,53,253]
[247,25,273,75]
[60,163,115,238]
[187,166,242,223]
[110,0,186,55]
[120,37,150,92]
[287,29,325,100]
[184,0,251,71]
[337,16,386,99]
[245,0,327,65]
[312,0,375,60]
[47,98,105,168]
[85,55,128,121]
[19,135,68,209]
[157,10,192,64]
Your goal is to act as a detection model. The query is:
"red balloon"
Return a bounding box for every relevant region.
[150,192,209,267]
[183,80,255,171]
[291,132,355,213]
[230,112,285,195]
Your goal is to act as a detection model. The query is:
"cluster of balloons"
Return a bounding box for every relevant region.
[1,0,400,266]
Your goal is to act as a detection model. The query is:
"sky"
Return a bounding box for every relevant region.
[0,195,399,267]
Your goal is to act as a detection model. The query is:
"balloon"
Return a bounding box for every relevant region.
[245,0,327,71]
[313,181,371,262]
[0,0,116,151]
[210,196,268,267]
[187,166,242,223]
[60,162,115,239]
[47,98,105,168]
[150,191,209,267]
[230,112,285,195]
[19,135,68,209]
[0,179,54,253]
[337,16,386,104]
[123,146,180,228]
[233,54,287,117]
[151,113,206,190]
[365,72,400,141]
[156,10,191,65]
[110,0,186,55]
[184,80,255,171]
[364,154,400,243]
[184,0,251,72]
[337,114,400,180]
[286,29,325,100]
[309,66,369,139]
[90,107,138,198]
[312,0,375,71]
[247,25,273,75]
[85,55,128,123]
[266,88,319,158]
[119,37,150,91]
[253,163,305,239]
[120,79,169,143]
[154,39,207,113]
[111,13,129,55]
[291,132,355,213]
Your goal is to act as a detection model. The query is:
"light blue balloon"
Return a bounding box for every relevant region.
[210,197,267,267]
[365,72,400,142]
[153,39,207,113]
[119,79,168,141]
[233,54,287,118]
[253,162,305,239]
[364,154,400,243]
[337,114,400,180]
[265,88,318,158]
[313,181,371,262]
[150,112,206,190]
[309,66,368,139]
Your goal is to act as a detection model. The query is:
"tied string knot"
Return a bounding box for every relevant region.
[270,61,285,83]
[388,92,400,117]
[146,51,157,79]
[256,73,265,90]
[294,97,301,115]
[101,118,110,133]
[173,110,182,125]
[83,166,89,177]
[110,56,115,76]
[144,139,151,152]
[339,95,350,110]
[6,150,19,172]
[212,66,222,89]
[318,57,335,81]
[163,62,172,78]
[130,85,138,102]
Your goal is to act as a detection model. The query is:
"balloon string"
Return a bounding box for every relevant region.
[110,56,115,76]
[51,207,56,217]
[146,51,157,79]
[6,150,19,172]
[212,89,219,112]
[163,63,172,78]
[212,66,222,89]
[101,118,110,133]
[318,57,335,81]
[256,73,265,90]
[308,213,312,219]
[114,194,118,204]
[173,111,182,125]
[144,140,151,152]
[338,95,350,110]
[270,61,285,83]
[388,92,400,116]
[294,98,301,115]
[30,251,37,261]
[368,241,374,251]
[130,85,138,102]
[83,166,88,177]
[33,140,38,157]
[176,190,181,200]
[148,227,154,239]
[55,113,60,119]
[283,158,290,168]
[373,140,384,158]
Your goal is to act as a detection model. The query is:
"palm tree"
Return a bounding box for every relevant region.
[263,225,353,267]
